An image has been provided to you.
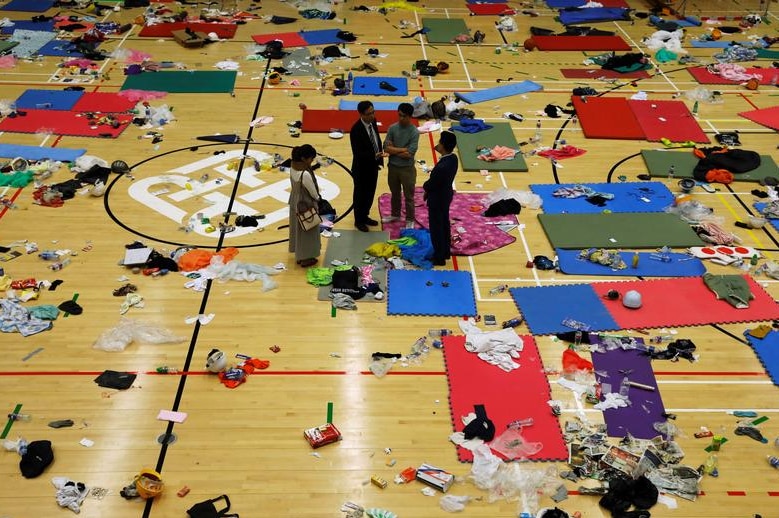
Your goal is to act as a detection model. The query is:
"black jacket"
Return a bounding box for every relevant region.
[350,118,384,170]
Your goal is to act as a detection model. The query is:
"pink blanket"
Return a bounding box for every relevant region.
[378,187,517,256]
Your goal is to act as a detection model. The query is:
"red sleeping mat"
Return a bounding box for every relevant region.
[532,35,630,51]
[739,105,779,131]
[687,66,778,85]
[70,92,136,113]
[592,275,779,330]
[467,3,516,15]
[138,22,237,39]
[443,335,568,463]
[561,68,650,79]
[251,32,308,47]
[572,96,645,140]
[301,110,405,133]
[0,110,132,138]
[627,99,709,143]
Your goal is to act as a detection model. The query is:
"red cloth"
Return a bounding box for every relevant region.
[537,145,587,160]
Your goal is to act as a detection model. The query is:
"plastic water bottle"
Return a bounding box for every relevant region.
[502,317,523,329]
[38,251,58,261]
[507,417,534,429]
[768,456,779,469]
[156,366,179,374]
[489,284,509,295]
[7,413,31,421]
[619,376,631,398]
[428,329,453,338]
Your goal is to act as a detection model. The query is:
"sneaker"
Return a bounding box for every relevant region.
[404,220,415,229]
[381,215,400,223]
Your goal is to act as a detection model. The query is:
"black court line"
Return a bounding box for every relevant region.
[141,58,274,518]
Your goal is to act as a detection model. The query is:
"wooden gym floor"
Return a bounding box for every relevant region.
[0,0,778,517]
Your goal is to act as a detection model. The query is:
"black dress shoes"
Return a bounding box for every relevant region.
[365,218,379,226]
[355,223,369,232]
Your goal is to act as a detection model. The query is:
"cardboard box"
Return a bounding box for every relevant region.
[172,29,208,48]
[303,423,342,448]
[415,463,454,492]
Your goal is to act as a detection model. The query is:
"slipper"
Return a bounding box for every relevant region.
[379,80,398,92]
[250,116,274,127]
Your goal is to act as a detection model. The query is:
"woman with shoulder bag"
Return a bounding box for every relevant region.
[288,144,322,267]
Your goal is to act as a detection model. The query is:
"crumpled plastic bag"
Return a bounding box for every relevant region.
[440,495,470,512]
[93,318,185,352]
[483,188,543,210]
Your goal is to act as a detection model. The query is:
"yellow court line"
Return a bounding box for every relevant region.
[716,190,774,260]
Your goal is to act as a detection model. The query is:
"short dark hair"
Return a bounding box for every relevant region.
[357,100,374,114]
[398,102,414,117]
[291,144,317,161]
[439,131,457,152]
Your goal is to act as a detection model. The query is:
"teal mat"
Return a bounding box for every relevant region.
[538,212,704,249]
[121,71,237,93]
[756,48,779,60]
[422,18,470,44]
[642,149,779,183]
[455,122,528,172]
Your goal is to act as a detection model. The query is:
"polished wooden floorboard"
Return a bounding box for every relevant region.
[0,0,777,516]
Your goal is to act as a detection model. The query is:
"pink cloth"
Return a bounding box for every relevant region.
[477,145,517,162]
[118,89,169,102]
[0,55,15,69]
[378,187,517,256]
[712,63,762,82]
[536,145,587,160]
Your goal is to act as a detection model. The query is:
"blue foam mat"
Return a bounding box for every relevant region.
[339,100,402,111]
[690,40,747,48]
[745,330,779,387]
[0,143,85,162]
[531,182,675,214]
[36,39,92,57]
[387,270,477,316]
[455,80,543,104]
[649,15,700,28]
[555,249,707,277]
[352,76,408,97]
[15,89,84,110]
[546,0,585,7]
[559,7,631,25]
[0,0,55,11]
[754,203,779,231]
[510,284,618,335]
[0,20,55,34]
[299,28,344,45]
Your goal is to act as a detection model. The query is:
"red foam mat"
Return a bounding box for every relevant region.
[561,68,650,79]
[301,110,403,133]
[592,275,779,330]
[443,335,568,462]
[138,22,237,39]
[467,3,516,15]
[627,99,709,143]
[532,35,630,51]
[251,31,308,47]
[739,105,779,131]
[0,110,132,138]
[687,66,776,85]
[572,96,645,140]
[70,92,136,113]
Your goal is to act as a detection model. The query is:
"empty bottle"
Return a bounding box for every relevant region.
[489,284,509,295]
[619,376,631,398]
[507,417,534,429]
[38,251,58,261]
[502,317,523,329]
[703,453,719,476]
[8,413,31,421]
[428,329,453,338]
[768,455,779,470]
[156,366,179,374]
[668,165,675,179]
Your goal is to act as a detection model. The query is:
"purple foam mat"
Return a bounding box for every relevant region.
[589,335,666,439]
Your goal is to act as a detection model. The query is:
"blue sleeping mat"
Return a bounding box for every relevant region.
[0,0,55,11]
[531,182,674,214]
[745,330,779,387]
[299,29,344,45]
[351,76,408,96]
[510,284,618,335]
[690,40,745,48]
[36,40,93,57]
[455,80,543,104]
[0,20,55,34]
[649,15,701,28]
[555,249,706,277]
[546,0,585,7]
[339,100,401,111]
[0,143,85,162]
[15,89,84,110]
[387,270,477,317]
[559,7,631,25]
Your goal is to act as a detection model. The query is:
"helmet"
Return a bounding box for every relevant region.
[206,349,227,373]
[135,468,163,499]
[111,160,130,174]
[623,290,642,309]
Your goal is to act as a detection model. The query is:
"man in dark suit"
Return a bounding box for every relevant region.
[349,101,387,232]
[423,131,458,266]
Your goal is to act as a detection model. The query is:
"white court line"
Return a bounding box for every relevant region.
[612,23,681,94]
[517,224,542,286]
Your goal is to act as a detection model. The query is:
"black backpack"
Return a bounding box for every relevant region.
[332,267,359,290]
[261,40,285,59]
[322,45,344,58]
[187,495,238,518]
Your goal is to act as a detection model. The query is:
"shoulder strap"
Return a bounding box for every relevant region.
[306,169,322,199]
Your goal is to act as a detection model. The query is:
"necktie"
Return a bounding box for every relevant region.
[368,124,380,154]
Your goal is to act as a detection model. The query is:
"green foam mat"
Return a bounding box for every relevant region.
[756,48,779,60]
[121,71,237,93]
[455,122,528,172]
[0,41,19,55]
[538,212,704,249]
[642,149,779,183]
[421,18,470,44]
[317,229,389,302]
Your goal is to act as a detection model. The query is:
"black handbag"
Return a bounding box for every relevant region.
[318,198,336,216]
[187,494,238,518]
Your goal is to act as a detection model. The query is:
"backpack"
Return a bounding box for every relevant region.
[419,65,438,76]
[332,267,359,290]
[336,30,357,42]
[261,40,285,59]
[412,98,433,119]
[322,45,344,58]
[187,495,238,518]
[431,100,446,119]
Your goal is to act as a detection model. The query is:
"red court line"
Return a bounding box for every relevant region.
[739,93,759,110]
[768,491,779,496]
[0,188,23,220]
[727,491,747,496]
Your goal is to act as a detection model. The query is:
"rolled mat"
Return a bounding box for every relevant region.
[443,334,569,462]
[455,80,543,104]
[301,109,400,133]
[589,337,666,439]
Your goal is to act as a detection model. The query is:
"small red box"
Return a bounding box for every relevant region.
[303,423,342,448]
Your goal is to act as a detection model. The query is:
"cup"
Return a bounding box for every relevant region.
[678,178,696,194]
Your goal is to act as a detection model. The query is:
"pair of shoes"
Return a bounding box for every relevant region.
[378,80,398,92]
[355,223,369,232]
[433,259,446,266]
[297,258,318,267]
[381,215,400,223]
[365,218,379,226]
[404,220,415,229]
